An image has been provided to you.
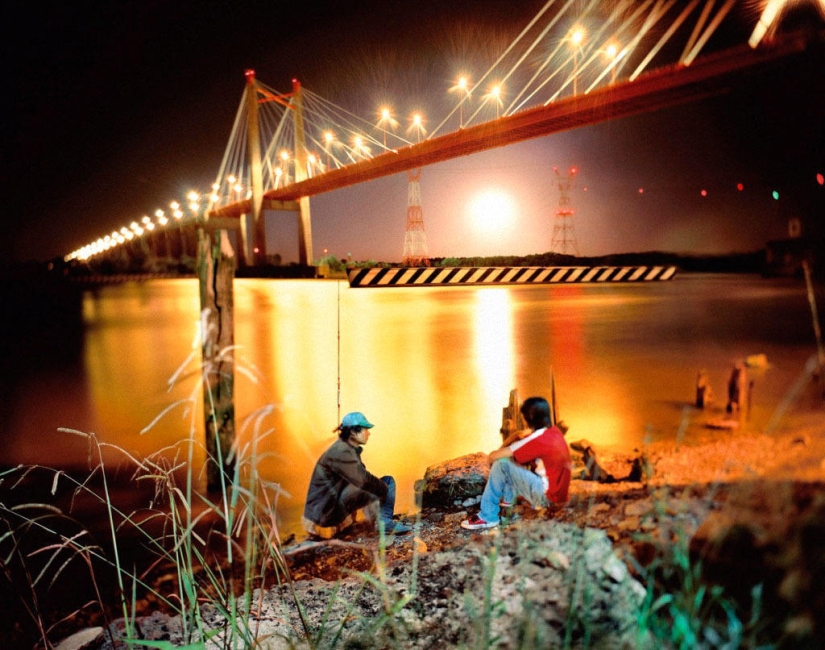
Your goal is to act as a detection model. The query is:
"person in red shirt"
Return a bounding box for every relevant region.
[461,396,572,530]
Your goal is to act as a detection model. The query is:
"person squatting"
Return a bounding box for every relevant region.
[302,411,412,539]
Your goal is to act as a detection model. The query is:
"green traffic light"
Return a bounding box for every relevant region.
[771,190,779,200]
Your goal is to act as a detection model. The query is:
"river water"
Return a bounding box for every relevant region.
[5,273,822,538]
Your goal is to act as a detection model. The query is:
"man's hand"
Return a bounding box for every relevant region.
[488,447,514,465]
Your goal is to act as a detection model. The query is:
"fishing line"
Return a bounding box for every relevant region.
[337,278,342,425]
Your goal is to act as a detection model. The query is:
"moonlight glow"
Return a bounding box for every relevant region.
[469,189,516,235]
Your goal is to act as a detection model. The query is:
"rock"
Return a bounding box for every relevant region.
[417,453,489,509]
[625,499,653,517]
[55,627,104,650]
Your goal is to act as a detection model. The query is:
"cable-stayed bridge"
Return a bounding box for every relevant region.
[66,0,824,269]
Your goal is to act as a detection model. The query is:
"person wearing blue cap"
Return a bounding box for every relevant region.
[302,411,412,538]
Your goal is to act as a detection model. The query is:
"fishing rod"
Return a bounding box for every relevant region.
[337,279,342,425]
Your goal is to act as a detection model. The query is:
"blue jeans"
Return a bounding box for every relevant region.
[479,459,549,523]
[340,475,396,524]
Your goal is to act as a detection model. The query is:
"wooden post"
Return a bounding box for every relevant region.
[197,227,237,492]
[802,260,825,398]
[500,389,525,443]
[549,366,558,426]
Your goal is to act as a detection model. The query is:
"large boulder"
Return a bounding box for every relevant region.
[415,452,489,509]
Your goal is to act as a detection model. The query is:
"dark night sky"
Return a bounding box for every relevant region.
[5,1,824,264]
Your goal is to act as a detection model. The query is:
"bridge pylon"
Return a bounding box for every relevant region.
[245,70,264,267]
[402,168,429,266]
[241,73,313,267]
[551,166,579,256]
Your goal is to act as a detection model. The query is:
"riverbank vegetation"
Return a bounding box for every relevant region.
[2,397,824,648]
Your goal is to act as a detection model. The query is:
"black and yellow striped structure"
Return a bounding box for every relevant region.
[347,266,677,288]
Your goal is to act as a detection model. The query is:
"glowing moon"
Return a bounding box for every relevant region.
[469,189,516,234]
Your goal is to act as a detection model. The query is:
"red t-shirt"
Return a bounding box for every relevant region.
[510,425,572,504]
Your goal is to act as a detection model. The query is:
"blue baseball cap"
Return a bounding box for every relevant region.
[341,412,374,429]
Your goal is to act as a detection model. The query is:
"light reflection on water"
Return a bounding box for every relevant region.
[5,274,821,537]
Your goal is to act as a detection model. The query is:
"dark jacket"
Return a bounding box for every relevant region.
[303,438,389,527]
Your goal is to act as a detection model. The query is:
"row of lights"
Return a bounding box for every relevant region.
[67,171,277,262]
[66,189,217,262]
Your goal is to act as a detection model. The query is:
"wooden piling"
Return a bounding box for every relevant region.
[197,227,237,492]
[500,389,525,443]
[802,260,825,397]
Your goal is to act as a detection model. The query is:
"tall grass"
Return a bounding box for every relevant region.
[0,339,426,649]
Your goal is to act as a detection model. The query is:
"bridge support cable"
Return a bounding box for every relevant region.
[208,31,814,213]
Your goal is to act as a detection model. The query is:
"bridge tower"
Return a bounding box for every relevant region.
[551,166,579,255]
[402,168,430,266]
[245,70,264,267]
[242,72,313,267]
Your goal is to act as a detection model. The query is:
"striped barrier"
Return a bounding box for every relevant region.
[347,265,677,288]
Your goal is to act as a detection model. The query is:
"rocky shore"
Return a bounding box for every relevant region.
[53,400,825,650]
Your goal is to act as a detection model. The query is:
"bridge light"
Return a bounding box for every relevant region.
[817,173,824,186]
[772,190,779,200]
[571,28,585,46]
[701,189,707,197]
[377,106,398,148]
[568,27,585,96]
[484,84,503,118]
[736,182,744,191]
[408,113,426,142]
[602,42,619,83]
[451,76,472,127]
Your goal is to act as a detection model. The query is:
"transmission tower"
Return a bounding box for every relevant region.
[551,166,579,255]
[402,168,430,266]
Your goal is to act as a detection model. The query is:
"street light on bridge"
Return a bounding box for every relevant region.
[376,106,398,149]
[279,149,292,185]
[307,153,319,178]
[484,84,503,119]
[450,75,472,128]
[323,130,336,169]
[351,135,370,160]
[602,42,619,84]
[408,113,426,143]
[569,27,585,96]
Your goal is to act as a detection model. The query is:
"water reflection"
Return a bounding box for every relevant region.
[5,275,822,537]
[474,288,515,429]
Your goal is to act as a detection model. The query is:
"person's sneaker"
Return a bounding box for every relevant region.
[381,520,412,535]
[460,515,499,530]
[499,501,513,508]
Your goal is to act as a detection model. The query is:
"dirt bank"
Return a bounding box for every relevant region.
[49,397,824,649]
